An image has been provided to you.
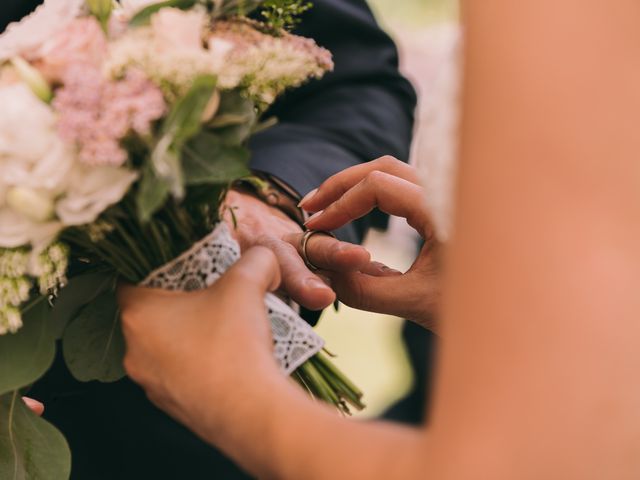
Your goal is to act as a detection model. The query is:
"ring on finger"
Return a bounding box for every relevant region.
[300,230,336,272]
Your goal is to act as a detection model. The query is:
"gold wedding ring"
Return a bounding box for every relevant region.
[300,230,336,272]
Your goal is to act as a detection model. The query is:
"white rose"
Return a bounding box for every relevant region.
[6,187,55,222]
[0,84,73,249]
[0,0,86,62]
[0,83,75,192]
[0,207,61,250]
[56,165,138,226]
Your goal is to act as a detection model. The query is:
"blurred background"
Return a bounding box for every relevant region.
[315,0,458,418]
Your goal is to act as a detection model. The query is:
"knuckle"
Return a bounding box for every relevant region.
[254,234,277,248]
[365,170,387,186]
[279,242,298,258]
[377,155,399,169]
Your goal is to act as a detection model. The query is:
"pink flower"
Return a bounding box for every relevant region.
[54,66,166,167]
[31,17,107,82]
[151,7,207,51]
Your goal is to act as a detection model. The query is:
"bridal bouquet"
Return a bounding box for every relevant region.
[0,1,364,477]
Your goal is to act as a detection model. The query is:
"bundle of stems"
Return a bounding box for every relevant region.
[62,192,365,414]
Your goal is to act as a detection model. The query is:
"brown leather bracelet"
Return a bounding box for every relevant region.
[231,172,308,228]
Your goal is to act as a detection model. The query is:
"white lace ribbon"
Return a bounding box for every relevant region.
[140,223,324,375]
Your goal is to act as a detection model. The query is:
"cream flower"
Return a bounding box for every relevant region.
[105,7,218,100]
[0,84,75,193]
[151,7,207,51]
[33,17,107,82]
[0,83,138,251]
[56,165,138,226]
[0,83,72,249]
[0,0,86,62]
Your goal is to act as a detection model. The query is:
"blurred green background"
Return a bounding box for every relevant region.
[369,0,457,28]
[315,0,457,418]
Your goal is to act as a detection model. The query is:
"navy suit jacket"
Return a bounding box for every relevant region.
[4,1,416,478]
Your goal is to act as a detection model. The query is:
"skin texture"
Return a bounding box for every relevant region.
[120,1,640,478]
[299,156,441,329]
[223,190,372,311]
[22,397,44,416]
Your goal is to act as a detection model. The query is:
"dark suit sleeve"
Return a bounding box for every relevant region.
[249,0,417,243]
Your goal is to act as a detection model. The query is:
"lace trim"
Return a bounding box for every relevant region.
[141,223,324,375]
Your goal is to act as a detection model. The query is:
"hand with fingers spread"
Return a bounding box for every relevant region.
[297,156,441,330]
[223,189,371,311]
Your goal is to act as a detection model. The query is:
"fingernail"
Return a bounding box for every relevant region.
[306,278,329,290]
[298,188,318,209]
[304,210,324,226]
[381,265,403,275]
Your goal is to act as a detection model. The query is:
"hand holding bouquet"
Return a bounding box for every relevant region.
[0,1,362,478]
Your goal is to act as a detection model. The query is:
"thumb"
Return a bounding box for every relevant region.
[220,246,281,295]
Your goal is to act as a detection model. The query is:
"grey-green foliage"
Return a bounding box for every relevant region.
[0,299,56,396]
[0,392,71,480]
[62,288,126,383]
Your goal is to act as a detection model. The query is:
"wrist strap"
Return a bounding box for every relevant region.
[232,172,308,227]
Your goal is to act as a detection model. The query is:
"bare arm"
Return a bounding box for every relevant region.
[121,1,640,478]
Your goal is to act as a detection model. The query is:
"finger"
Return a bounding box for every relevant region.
[359,261,404,277]
[252,238,336,310]
[22,397,44,416]
[283,233,371,273]
[327,270,427,321]
[305,172,432,238]
[299,156,420,212]
[221,246,282,295]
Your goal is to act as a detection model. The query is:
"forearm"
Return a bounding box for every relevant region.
[201,374,427,480]
[427,0,640,474]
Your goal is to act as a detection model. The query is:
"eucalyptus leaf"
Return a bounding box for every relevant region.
[0,299,56,396]
[0,391,71,480]
[62,289,126,383]
[129,0,196,26]
[150,75,218,199]
[208,91,256,129]
[50,272,117,340]
[183,132,251,185]
[136,162,171,222]
[163,75,217,145]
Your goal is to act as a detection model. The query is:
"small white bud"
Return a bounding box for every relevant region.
[10,57,52,103]
[6,187,56,223]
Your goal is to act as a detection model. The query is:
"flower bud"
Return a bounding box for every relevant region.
[86,0,113,30]
[10,57,52,103]
[6,187,56,223]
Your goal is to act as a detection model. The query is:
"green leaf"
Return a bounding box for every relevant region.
[0,391,71,480]
[211,0,264,18]
[182,132,251,185]
[208,91,256,130]
[136,162,170,222]
[129,0,196,26]
[150,75,218,198]
[62,289,126,383]
[164,75,217,145]
[50,272,117,340]
[0,299,57,396]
